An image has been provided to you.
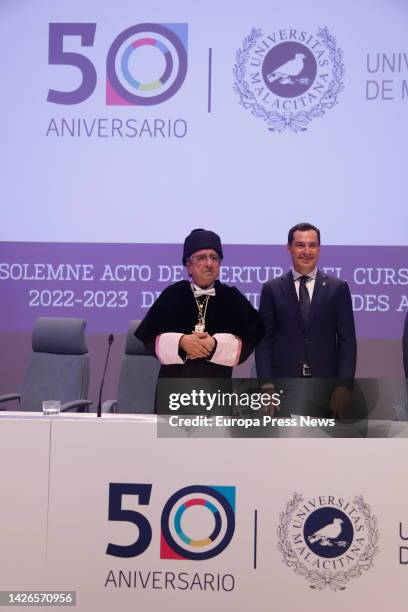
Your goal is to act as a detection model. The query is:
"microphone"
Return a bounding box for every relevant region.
[97,334,114,418]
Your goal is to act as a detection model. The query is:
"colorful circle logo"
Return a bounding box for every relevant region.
[160,485,235,560]
[106,23,188,105]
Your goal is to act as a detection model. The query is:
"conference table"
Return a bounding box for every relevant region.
[1,411,407,611]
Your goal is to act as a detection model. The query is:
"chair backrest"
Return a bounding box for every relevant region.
[116,320,160,413]
[20,317,89,411]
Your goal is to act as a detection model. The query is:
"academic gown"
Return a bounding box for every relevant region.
[136,280,264,379]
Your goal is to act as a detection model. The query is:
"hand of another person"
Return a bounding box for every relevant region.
[330,386,352,419]
[261,383,280,417]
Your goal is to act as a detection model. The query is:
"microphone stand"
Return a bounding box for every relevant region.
[97,334,114,418]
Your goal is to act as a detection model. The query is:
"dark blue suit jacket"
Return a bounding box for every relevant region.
[255,270,357,379]
[403,313,408,378]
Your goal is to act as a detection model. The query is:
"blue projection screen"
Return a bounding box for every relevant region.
[0,0,407,350]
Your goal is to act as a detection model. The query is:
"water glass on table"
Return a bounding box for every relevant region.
[42,400,61,415]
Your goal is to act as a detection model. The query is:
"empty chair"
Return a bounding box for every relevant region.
[103,320,160,413]
[0,317,91,412]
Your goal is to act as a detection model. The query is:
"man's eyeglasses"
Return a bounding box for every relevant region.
[190,254,220,264]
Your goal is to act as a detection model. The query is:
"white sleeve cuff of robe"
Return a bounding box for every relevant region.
[155,333,184,364]
[209,333,242,367]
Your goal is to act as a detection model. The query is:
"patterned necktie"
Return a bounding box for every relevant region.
[299,275,311,322]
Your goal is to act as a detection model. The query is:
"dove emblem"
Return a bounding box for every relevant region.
[234,26,345,132]
[266,53,307,85]
[307,518,346,547]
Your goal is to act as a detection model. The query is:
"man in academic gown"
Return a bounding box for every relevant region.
[136,229,263,414]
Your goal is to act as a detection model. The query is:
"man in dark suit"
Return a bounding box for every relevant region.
[255,222,357,417]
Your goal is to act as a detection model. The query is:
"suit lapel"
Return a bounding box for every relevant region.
[280,271,305,331]
[307,269,328,330]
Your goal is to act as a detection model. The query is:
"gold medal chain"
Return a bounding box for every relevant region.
[195,295,210,330]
